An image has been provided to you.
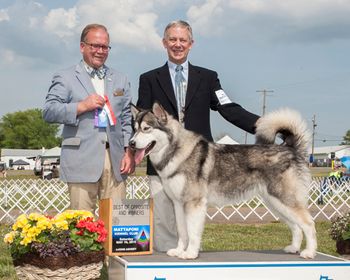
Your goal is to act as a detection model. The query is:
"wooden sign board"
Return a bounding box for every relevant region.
[99,198,153,256]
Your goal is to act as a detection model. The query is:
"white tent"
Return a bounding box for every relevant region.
[216,135,239,145]
[42,147,61,158]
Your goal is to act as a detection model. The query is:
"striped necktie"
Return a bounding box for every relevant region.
[90,67,107,79]
[175,65,186,123]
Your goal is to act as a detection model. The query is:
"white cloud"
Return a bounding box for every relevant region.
[2,0,350,70]
[0,0,165,68]
[0,9,10,21]
[187,0,224,36]
[43,7,78,38]
[74,0,162,50]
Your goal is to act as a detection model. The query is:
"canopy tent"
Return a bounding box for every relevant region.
[12,159,30,166]
[41,147,61,159]
[216,135,239,145]
[340,156,350,170]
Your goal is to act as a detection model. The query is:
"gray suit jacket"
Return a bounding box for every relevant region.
[43,61,133,183]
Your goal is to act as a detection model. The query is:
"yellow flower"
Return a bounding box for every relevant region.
[28,213,42,221]
[75,210,93,218]
[36,217,52,231]
[52,219,68,230]
[21,224,31,234]
[54,211,70,221]
[28,226,41,237]
[20,236,32,246]
[53,210,93,227]
[12,214,28,230]
[3,231,16,244]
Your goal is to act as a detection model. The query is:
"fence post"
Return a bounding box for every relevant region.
[3,183,8,209]
[317,177,326,205]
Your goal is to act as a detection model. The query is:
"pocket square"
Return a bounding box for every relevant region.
[113,89,124,96]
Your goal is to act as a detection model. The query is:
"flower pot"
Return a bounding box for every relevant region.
[336,239,350,255]
[14,250,105,280]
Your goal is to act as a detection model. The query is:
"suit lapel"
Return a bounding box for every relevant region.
[157,63,177,110]
[105,67,114,97]
[185,63,201,109]
[75,61,95,95]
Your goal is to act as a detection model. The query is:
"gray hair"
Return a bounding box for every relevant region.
[163,20,193,41]
[80,23,109,42]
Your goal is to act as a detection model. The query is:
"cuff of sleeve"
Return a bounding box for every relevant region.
[65,103,80,126]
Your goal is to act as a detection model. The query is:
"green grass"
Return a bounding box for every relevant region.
[0,221,339,279]
[0,224,17,280]
[202,221,338,256]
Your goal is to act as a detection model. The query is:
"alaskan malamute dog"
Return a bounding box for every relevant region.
[130,102,317,260]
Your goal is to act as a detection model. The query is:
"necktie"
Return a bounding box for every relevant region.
[91,67,107,79]
[175,65,186,123]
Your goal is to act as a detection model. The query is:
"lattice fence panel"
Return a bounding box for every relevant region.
[1,176,350,223]
[308,177,350,220]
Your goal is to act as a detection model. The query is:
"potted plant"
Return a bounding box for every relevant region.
[3,210,107,279]
[329,212,350,255]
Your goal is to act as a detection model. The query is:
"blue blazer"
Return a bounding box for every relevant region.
[43,61,133,183]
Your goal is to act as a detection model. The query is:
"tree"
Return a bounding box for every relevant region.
[0,109,61,149]
[341,130,350,145]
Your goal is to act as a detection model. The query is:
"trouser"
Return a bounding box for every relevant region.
[68,149,126,214]
[149,175,178,252]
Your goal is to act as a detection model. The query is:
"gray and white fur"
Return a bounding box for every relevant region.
[129,102,317,260]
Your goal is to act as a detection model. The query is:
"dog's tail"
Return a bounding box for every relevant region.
[255,108,310,156]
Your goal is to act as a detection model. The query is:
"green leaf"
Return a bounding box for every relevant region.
[342,231,350,240]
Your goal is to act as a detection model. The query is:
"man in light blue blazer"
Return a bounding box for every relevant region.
[43,23,135,213]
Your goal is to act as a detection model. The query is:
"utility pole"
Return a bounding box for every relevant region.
[256,89,274,115]
[311,114,317,165]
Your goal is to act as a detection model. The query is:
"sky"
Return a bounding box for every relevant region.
[0,0,349,147]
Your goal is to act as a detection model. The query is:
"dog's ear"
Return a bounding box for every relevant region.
[130,104,140,120]
[152,102,167,123]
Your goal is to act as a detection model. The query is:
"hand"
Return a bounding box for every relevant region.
[120,148,135,175]
[77,94,105,115]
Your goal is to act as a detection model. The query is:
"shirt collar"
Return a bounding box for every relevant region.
[168,60,189,72]
[82,60,105,76]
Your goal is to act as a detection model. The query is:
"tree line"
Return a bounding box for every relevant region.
[0,109,61,149]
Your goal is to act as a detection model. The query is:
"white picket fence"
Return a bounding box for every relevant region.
[0,176,349,223]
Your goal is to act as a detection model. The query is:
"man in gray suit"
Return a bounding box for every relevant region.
[43,23,135,213]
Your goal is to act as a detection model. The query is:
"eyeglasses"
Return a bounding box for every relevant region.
[83,42,111,52]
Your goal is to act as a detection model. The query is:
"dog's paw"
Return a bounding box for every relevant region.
[167,248,184,257]
[178,250,199,260]
[300,249,316,259]
[283,245,300,254]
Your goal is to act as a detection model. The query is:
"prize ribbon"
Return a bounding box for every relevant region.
[104,95,117,126]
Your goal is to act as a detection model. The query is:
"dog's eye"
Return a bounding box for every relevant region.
[143,126,151,132]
